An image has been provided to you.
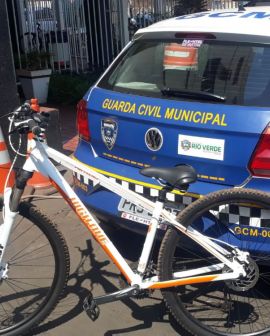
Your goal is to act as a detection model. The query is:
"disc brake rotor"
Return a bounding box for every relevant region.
[225,257,259,292]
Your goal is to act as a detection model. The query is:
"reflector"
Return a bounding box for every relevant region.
[77,99,90,142]
[249,124,270,177]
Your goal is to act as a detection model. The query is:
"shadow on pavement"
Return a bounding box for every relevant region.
[32,229,188,336]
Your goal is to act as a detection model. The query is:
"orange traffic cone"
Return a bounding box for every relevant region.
[27,98,52,190]
[0,127,15,194]
[27,169,52,189]
[163,43,198,70]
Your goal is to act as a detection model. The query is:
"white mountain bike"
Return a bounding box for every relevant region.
[1,101,270,336]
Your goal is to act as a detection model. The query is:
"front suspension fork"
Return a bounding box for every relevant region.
[9,169,33,212]
[0,169,33,265]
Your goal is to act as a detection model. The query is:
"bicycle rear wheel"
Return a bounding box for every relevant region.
[158,188,270,336]
[0,200,70,336]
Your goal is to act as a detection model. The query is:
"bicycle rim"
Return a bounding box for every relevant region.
[0,203,65,335]
[159,189,270,336]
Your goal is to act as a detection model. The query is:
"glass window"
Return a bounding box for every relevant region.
[99,39,270,107]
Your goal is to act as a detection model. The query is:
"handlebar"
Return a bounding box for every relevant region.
[26,119,42,136]
[10,100,49,137]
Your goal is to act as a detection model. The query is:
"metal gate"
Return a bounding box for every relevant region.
[8,0,127,73]
[209,0,237,9]
[8,0,239,75]
[128,0,177,38]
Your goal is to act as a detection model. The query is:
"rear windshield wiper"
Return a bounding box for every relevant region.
[161,88,226,102]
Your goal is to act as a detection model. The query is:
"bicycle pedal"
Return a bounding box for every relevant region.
[83,293,100,321]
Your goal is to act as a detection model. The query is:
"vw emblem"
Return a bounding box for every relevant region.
[145,128,163,151]
[101,118,118,150]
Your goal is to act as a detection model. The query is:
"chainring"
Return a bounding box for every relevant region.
[118,261,155,299]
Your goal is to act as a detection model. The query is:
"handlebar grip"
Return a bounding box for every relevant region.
[27,119,42,136]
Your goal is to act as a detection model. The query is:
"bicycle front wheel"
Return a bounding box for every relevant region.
[0,201,70,336]
[158,188,270,336]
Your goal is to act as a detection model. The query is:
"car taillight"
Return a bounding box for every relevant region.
[76,99,90,142]
[249,124,270,177]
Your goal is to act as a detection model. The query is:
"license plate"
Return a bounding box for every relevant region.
[118,198,183,229]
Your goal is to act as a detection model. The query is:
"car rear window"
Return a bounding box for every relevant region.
[98,39,270,107]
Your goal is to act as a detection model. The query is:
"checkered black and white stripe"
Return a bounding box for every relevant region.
[211,204,270,228]
[73,172,270,228]
[73,171,196,205]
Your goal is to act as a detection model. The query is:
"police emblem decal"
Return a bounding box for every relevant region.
[101,119,118,150]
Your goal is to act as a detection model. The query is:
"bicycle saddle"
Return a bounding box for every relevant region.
[140,164,197,190]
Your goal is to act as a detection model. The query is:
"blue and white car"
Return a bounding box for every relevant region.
[74,6,270,247]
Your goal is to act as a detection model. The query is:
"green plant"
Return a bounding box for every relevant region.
[19,51,51,70]
[48,72,102,105]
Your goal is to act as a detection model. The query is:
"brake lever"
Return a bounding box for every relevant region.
[8,129,17,135]
[9,117,32,135]
[8,125,29,135]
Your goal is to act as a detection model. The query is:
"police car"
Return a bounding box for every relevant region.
[74,6,270,240]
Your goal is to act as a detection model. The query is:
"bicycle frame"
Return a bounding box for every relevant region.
[0,137,248,289]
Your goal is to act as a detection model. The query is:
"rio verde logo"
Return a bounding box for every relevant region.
[178,135,225,161]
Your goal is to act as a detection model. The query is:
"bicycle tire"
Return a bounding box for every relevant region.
[158,188,270,336]
[0,200,70,336]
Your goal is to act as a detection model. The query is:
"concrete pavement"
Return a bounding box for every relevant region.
[28,197,185,336]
